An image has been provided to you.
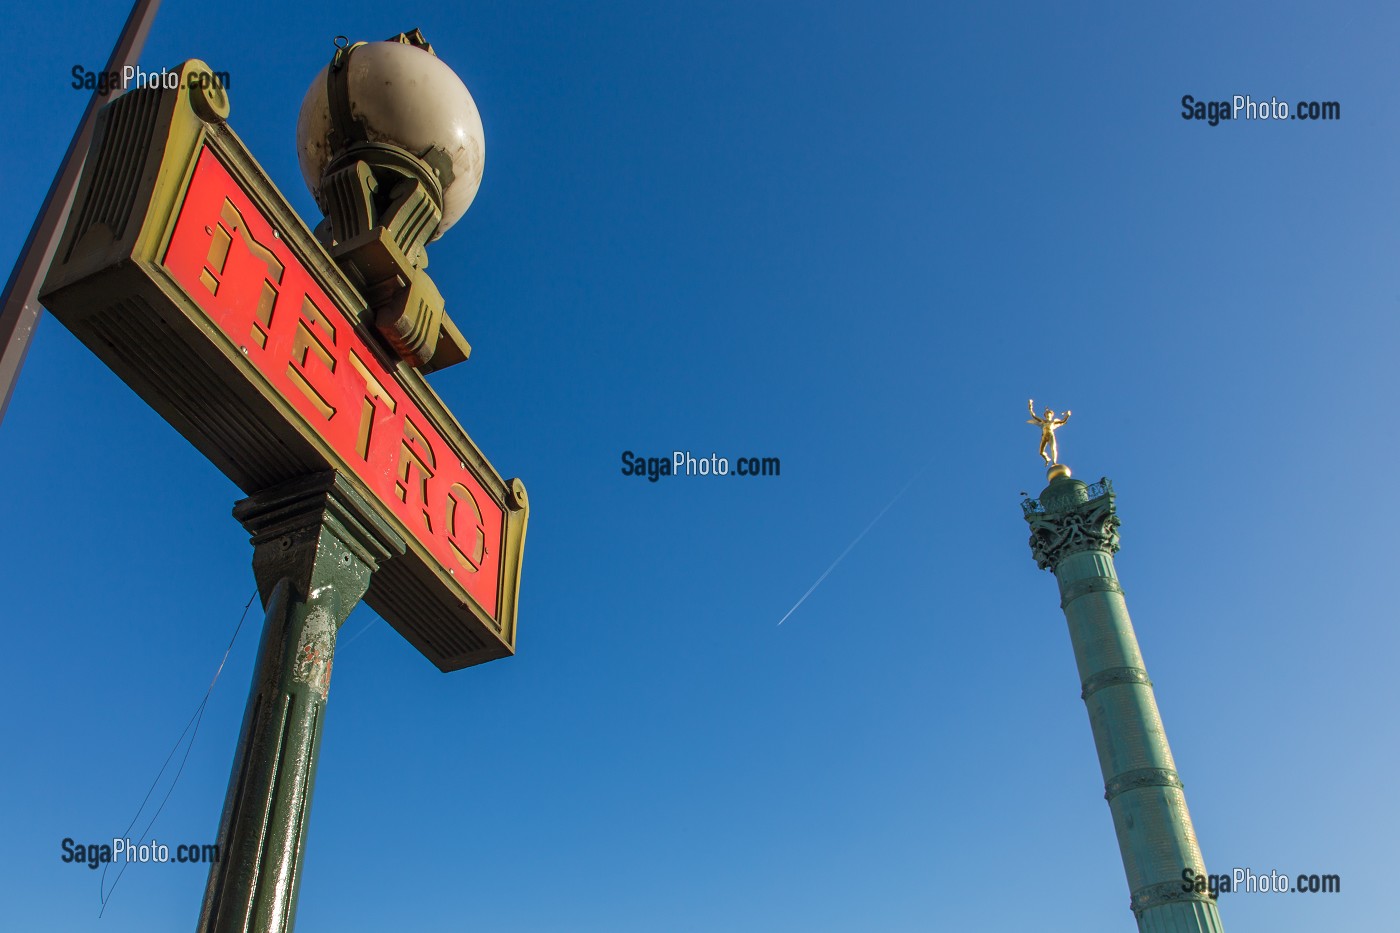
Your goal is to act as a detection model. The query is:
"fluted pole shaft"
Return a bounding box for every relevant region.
[199,473,403,933]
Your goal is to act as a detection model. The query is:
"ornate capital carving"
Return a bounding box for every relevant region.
[1025,488,1120,570]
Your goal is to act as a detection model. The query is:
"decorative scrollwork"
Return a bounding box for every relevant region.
[1083,479,1112,500]
[1026,486,1120,570]
[1021,477,1112,516]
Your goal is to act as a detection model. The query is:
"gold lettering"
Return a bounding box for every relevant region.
[199,224,230,294]
[252,281,276,349]
[445,481,486,572]
[287,296,337,420]
[348,349,397,460]
[396,416,436,533]
[202,199,285,348]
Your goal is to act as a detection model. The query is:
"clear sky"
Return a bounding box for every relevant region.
[1,1,1395,931]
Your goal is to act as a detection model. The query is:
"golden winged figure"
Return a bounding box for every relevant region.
[1027,399,1071,466]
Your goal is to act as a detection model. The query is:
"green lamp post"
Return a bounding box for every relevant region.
[39,33,528,933]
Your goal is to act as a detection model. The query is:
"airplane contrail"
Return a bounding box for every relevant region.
[776,467,924,626]
[342,616,379,646]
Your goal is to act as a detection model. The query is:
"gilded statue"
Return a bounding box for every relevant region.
[1027,399,1070,465]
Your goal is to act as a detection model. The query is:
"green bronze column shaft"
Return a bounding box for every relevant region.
[1025,469,1224,932]
[199,473,404,933]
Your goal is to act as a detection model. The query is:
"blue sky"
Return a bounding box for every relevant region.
[1,1,1396,930]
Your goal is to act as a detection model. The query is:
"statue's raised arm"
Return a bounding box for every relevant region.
[1027,398,1044,424]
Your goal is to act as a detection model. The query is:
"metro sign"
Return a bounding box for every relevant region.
[167,148,505,609]
[41,61,527,671]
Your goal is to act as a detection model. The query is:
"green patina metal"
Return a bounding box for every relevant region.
[1026,472,1226,933]
[40,60,529,673]
[198,473,404,933]
[40,47,527,933]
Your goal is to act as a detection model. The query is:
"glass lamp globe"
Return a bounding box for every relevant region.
[296,40,485,238]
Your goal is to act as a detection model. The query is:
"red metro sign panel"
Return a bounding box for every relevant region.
[40,65,527,671]
[164,148,503,613]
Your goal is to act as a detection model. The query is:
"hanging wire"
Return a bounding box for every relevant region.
[98,588,259,916]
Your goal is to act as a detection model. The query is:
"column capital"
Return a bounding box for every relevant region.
[1023,476,1119,570]
[234,471,406,613]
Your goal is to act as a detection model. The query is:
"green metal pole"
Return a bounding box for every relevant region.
[199,472,403,933]
[1025,469,1225,932]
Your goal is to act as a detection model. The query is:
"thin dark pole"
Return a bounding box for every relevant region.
[0,0,163,424]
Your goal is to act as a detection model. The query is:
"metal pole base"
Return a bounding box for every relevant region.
[198,473,403,933]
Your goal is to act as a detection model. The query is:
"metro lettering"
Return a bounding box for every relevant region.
[163,148,504,614]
